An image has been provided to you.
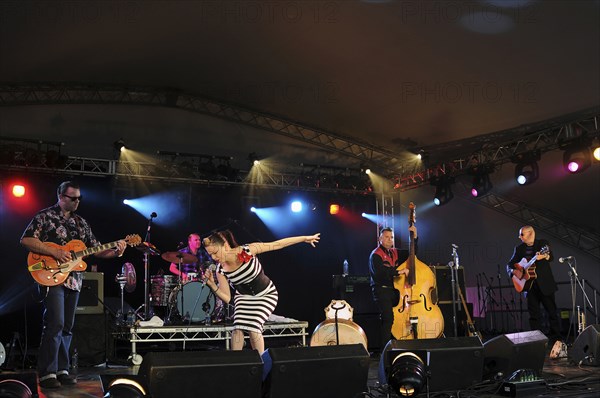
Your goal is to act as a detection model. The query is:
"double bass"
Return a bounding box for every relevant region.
[391,202,444,340]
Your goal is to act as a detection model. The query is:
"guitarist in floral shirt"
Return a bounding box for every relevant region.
[20,181,126,389]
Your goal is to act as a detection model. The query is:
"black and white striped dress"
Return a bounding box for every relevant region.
[218,245,278,333]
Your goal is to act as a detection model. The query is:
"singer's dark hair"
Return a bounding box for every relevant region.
[57,181,80,197]
[203,229,239,248]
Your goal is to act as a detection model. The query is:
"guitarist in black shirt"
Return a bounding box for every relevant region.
[506,225,561,343]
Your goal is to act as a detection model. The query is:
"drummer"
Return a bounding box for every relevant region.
[169,233,212,283]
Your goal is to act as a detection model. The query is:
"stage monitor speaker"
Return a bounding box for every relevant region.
[380,336,484,392]
[483,330,548,378]
[76,272,104,314]
[139,350,263,398]
[0,370,37,398]
[569,324,600,366]
[262,344,370,398]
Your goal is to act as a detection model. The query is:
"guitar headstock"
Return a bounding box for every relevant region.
[125,234,142,246]
[540,245,550,255]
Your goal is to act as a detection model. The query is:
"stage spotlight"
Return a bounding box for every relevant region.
[250,206,257,213]
[113,139,126,153]
[0,379,33,398]
[123,199,130,205]
[563,144,592,174]
[329,204,340,215]
[468,160,493,197]
[290,201,302,213]
[512,151,540,186]
[594,146,600,161]
[102,376,148,398]
[365,168,371,175]
[387,351,428,397]
[11,184,25,198]
[361,212,367,217]
[430,175,454,206]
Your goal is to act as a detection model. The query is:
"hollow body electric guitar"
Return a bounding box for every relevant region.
[511,245,549,293]
[27,234,141,286]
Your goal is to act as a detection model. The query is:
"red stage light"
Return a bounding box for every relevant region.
[12,184,26,197]
[329,204,340,215]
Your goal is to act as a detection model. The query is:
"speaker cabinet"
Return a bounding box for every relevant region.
[380,337,484,392]
[139,350,263,398]
[432,266,465,302]
[483,330,548,378]
[71,313,107,366]
[76,272,104,314]
[569,324,600,366]
[262,344,370,398]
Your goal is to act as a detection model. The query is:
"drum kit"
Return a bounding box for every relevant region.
[116,244,227,327]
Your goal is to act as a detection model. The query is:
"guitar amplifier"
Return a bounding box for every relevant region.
[431,266,465,303]
[332,275,377,314]
[76,272,104,314]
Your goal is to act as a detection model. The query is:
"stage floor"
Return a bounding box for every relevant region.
[3,351,599,398]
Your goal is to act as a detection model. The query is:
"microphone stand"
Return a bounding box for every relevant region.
[476,273,483,319]
[449,245,461,337]
[565,258,594,337]
[497,265,506,333]
[143,212,157,320]
[482,272,500,334]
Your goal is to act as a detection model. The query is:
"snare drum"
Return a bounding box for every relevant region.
[169,281,216,322]
[150,275,177,306]
[310,319,368,350]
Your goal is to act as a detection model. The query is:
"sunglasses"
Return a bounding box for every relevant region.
[63,194,83,201]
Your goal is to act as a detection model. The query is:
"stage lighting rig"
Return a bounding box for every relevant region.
[468,158,494,197]
[562,139,592,174]
[430,174,454,206]
[512,150,540,186]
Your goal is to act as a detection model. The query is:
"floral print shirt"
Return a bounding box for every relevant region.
[21,204,99,291]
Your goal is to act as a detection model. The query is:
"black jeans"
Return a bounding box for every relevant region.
[373,286,400,349]
[526,282,561,341]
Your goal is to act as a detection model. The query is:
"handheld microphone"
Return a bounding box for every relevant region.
[150,212,157,218]
[558,256,573,263]
[202,263,217,286]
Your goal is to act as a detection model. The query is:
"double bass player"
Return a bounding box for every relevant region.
[369,226,416,350]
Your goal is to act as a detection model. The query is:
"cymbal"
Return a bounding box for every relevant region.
[161,251,197,264]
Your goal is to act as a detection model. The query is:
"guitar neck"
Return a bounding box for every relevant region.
[76,240,119,258]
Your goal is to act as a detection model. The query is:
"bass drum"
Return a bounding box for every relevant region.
[169,281,216,323]
[310,319,368,351]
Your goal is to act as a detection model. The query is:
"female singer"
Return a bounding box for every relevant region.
[203,230,320,354]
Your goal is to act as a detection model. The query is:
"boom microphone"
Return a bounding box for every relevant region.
[558,256,573,263]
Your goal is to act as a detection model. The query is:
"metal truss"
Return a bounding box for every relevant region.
[455,181,600,260]
[0,82,399,171]
[394,107,600,190]
[0,153,372,195]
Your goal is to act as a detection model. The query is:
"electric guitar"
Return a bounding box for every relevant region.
[511,245,549,293]
[27,234,141,286]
